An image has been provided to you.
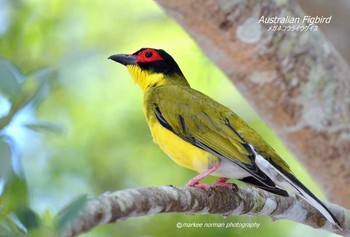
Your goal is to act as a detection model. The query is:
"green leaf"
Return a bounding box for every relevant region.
[17,67,57,108]
[0,136,14,181]
[0,135,28,214]
[1,173,29,215]
[16,206,41,230]
[24,121,65,135]
[0,216,26,237]
[0,59,23,100]
[0,136,29,235]
[55,195,88,231]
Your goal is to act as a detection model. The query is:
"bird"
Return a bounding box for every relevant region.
[108,47,341,228]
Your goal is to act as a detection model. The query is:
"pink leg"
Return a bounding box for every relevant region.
[212,177,234,189]
[186,162,220,191]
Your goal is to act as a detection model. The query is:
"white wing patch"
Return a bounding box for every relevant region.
[252,146,297,194]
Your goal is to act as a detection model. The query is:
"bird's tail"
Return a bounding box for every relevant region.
[293,179,341,228]
[280,171,342,229]
[254,150,341,228]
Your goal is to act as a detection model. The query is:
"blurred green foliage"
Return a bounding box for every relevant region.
[0,58,54,235]
[0,0,336,236]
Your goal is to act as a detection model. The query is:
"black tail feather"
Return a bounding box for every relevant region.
[239,176,289,197]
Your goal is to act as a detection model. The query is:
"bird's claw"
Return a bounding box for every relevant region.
[186,177,237,192]
[186,182,210,191]
[231,183,238,191]
[212,177,237,190]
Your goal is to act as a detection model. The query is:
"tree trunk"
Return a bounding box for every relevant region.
[156,0,350,208]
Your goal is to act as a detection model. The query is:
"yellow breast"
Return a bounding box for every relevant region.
[148,119,216,173]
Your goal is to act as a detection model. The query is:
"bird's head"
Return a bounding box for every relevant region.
[109,48,189,90]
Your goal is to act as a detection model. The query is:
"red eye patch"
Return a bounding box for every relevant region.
[136,49,163,63]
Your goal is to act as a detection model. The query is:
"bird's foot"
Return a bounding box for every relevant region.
[186,178,210,191]
[186,177,237,192]
[185,163,220,191]
[212,177,237,190]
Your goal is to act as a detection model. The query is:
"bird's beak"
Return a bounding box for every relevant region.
[108,54,137,66]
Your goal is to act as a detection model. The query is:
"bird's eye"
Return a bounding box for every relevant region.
[145,51,153,58]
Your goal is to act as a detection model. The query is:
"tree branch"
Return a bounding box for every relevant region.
[59,186,349,237]
[155,0,350,207]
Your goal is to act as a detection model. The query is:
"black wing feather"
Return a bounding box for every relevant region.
[153,105,276,188]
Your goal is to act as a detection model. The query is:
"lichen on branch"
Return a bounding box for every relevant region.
[59,186,348,237]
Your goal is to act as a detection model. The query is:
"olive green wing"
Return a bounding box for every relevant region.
[151,86,291,187]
